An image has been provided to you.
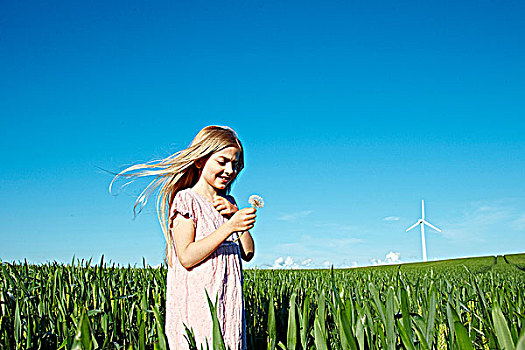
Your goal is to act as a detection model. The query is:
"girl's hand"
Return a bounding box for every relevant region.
[228,207,256,232]
[213,197,238,217]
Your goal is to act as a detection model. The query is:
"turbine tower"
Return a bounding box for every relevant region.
[406,200,441,262]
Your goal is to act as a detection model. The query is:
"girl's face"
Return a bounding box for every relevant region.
[199,146,241,191]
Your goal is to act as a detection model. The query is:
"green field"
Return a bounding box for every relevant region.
[1,253,524,349]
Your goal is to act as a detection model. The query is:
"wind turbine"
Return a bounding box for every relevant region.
[406,200,441,262]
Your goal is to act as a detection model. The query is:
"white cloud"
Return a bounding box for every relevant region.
[272,256,299,269]
[386,251,401,262]
[371,251,402,266]
[277,210,313,222]
[383,216,400,221]
[301,258,312,267]
[268,256,357,269]
[284,256,295,267]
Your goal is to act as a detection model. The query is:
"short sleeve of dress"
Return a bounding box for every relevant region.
[169,190,198,229]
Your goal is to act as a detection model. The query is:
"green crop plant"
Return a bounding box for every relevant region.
[1,254,524,349]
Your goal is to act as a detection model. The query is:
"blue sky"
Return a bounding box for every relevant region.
[1,0,524,268]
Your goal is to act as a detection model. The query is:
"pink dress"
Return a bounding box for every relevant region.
[165,188,246,350]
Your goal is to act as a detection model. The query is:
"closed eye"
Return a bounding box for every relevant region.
[216,156,240,172]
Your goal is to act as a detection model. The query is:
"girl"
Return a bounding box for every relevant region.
[113,126,256,349]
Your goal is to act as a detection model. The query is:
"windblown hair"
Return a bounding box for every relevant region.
[110,126,244,263]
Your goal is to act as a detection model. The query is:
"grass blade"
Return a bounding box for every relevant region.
[152,304,168,350]
[425,282,437,348]
[267,295,276,350]
[386,286,395,350]
[454,320,474,350]
[313,312,328,350]
[205,291,226,350]
[70,308,93,350]
[298,292,310,350]
[287,292,297,350]
[492,303,515,349]
[396,319,416,350]
[517,331,525,350]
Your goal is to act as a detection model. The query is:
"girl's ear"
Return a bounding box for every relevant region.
[194,158,205,169]
[195,155,210,169]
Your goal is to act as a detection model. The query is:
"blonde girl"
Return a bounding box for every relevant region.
[112,126,256,349]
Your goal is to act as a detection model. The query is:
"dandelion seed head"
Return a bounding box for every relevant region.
[249,195,264,209]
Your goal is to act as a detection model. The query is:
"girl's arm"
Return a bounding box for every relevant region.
[218,195,255,261]
[172,207,256,269]
[238,230,255,262]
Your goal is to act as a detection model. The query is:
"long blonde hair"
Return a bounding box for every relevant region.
[110,125,244,262]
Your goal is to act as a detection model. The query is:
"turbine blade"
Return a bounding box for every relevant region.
[422,200,425,220]
[406,222,420,232]
[423,220,441,232]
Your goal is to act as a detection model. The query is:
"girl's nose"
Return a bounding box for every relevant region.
[224,163,233,174]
